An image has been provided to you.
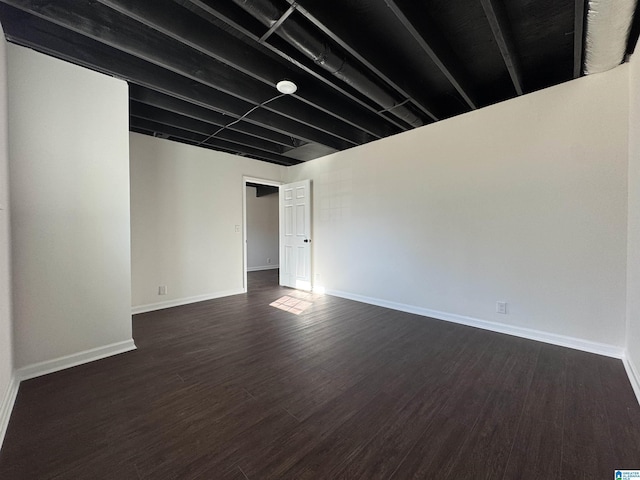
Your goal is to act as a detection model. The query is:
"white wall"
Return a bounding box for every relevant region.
[8,45,133,369]
[0,23,14,445]
[130,133,283,311]
[627,51,640,395]
[246,185,279,270]
[287,67,629,352]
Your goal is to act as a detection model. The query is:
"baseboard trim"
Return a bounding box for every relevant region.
[623,355,640,406]
[326,289,624,359]
[0,374,19,451]
[132,289,245,315]
[16,339,137,382]
[247,265,279,272]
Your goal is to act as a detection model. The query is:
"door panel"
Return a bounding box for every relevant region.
[280,179,311,290]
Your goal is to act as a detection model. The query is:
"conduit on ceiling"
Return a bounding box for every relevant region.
[231,0,424,128]
[584,0,639,74]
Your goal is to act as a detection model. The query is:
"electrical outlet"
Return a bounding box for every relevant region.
[496,301,507,314]
[267,257,271,264]
[159,285,168,295]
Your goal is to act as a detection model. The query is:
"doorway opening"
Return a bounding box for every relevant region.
[243,176,281,291]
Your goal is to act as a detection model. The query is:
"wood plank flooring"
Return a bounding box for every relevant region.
[1,269,639,479]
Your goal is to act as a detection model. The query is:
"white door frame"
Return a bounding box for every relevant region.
[242,176,282,292]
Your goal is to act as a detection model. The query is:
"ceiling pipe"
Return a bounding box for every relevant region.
[584,0,638,74]
[231,0,424,128]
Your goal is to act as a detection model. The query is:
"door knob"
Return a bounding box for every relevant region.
[304,239,311,243]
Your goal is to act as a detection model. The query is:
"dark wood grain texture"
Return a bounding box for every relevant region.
[0,270,638,479]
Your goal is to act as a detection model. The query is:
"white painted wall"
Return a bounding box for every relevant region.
[8,45,133,369]
[627,51,640,395]
[130,133,283,311]
[0,23,15,443]
[287,67,629,352]
[246,186,279,270]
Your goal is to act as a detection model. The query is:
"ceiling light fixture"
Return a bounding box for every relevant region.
[276,80,297,94]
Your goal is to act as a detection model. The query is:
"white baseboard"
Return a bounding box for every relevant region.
[326,289,624,359]
[16,339,137,382]
[623,354,640,406]
[132,289,245,315]
[0,374,19,451]
[247,265,279,272]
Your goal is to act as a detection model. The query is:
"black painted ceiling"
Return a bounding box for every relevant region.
[0,0,638,165]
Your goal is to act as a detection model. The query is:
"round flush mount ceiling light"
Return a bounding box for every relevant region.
[276,80,297,94]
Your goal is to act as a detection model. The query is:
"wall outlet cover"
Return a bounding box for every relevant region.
[496,301,507,314]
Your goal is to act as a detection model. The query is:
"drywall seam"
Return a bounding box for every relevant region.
[0,373,19,452]
[132,289,245,315]
[15,340,136,381]
[623,354,640,405]
[326,289,624,359]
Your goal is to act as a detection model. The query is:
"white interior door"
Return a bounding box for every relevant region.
[280,179,311,290]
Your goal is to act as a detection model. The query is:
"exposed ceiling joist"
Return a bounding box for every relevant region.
[229,0,425,128]
[283,0,439,122]
[480,0,524,95]
[131,117,299,165]
[383,0,479,110]
[1,0,635,164]
[574,0,586,77]
[0,0,371,147]
[0,3,354,155]
[130,102,294,156]
[97,0,393,141]
[129,87,304,149]
[180,0,411,133]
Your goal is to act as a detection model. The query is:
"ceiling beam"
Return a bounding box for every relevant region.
[130,118,299,165]
[131,125,280,162]
[0,3,353,152]
[229,0,424,129]
[130,101,295,155]
[283,0,439,122]
[479,0,524,95]
[0,0,367,146]
[96,0,393,140]
[383,0,479,110]
[180,0,411,132]
[130,87,304,149]
[574,0,585,78]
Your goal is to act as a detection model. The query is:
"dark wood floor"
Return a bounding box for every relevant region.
[1,269,639,479]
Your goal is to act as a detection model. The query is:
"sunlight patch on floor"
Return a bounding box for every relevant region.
[270,291,320,315]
